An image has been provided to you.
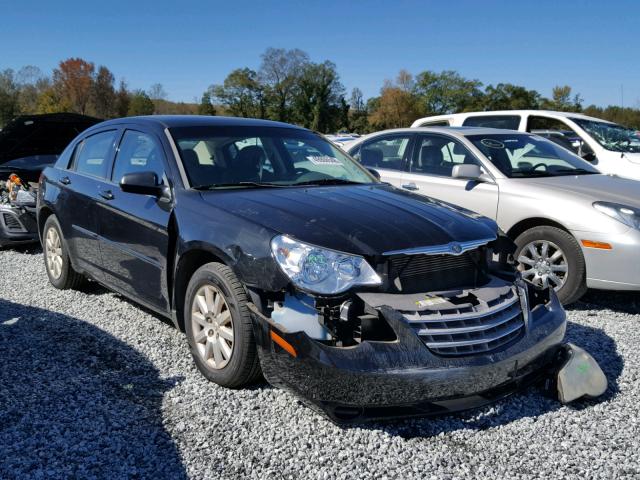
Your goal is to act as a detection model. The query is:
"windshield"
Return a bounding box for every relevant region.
[466,134,599,178]
[169,126,375,189]
[571,118,640,153]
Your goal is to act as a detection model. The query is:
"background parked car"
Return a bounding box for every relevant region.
[0,113,100,247]
[346,127,640,304]
[411,110,640,180]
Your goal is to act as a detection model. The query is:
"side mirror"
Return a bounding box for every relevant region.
[120,171,168,198]
[367,168,381,180]
[581,152,597,164]
[452,164,484,181]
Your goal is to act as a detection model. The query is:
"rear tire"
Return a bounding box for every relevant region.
[184,262,261,388]
[42,215,85,290]
[514,226,587,305]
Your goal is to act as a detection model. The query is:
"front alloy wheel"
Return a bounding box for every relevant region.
[514,226,587,305]
[517,239,568,290]
[191,284,234,369]
[45,226,63,279]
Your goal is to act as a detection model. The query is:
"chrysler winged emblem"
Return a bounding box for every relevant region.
[450,243,463,254]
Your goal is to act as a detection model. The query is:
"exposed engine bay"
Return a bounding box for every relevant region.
[0,173,39,246]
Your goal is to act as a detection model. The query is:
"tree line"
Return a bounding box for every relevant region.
[2,48,640,132]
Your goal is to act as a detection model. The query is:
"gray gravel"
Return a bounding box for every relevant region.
[1,246,639,480]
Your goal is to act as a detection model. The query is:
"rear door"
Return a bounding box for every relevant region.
[57,129,120,280]
[96,128,172,310]
[349,133,414,188]
[401,133,499,219]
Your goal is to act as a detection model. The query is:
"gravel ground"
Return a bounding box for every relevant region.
[1,246,638,480]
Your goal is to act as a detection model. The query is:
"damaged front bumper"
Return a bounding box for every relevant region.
[249,280,606,423]
[0,203,38,247]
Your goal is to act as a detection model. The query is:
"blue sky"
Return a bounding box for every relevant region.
[1,0,637,107]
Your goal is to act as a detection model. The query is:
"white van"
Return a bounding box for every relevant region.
[411,110,640,180]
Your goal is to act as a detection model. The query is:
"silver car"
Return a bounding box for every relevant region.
[346,127,640,304]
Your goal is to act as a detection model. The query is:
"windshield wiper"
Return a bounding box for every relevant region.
[292,178,365,186]
[551,168,598,175]
[193,181,288,190]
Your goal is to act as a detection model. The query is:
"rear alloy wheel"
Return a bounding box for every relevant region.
[184,262,261,388]
[515,226,587,305]
[42,215,85,290]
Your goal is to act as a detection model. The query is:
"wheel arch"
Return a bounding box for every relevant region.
[37,205,55,241]
[172,245,234,332]
[506,217,572,241]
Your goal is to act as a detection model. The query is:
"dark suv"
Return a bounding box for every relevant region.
[37,116,604,422]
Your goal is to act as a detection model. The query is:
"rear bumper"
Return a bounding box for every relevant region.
[250,293,566,423]
[0,205,38,247]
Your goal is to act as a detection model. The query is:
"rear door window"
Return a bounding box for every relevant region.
[72,130,118,179]
[462,115,521,130]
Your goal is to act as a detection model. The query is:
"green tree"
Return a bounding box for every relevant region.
[115,80,131,117]
[91,66,116,118]
[16,66,48,115]
[349,87,369,133]
[414,70,483,114]
[211,68,265,118]
[259,47,309,122]
[197,91,216,115]
[479,83,541,110]
[293,61,345,132]
[541,85,583,112]
[128,90,155,116]
[0,69,20,127]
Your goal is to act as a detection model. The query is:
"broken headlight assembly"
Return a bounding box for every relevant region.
[271,234,381,295]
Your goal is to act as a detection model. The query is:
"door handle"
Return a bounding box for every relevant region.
[99,190,114,200]
[60,176,71,185]
[402,182,418,191]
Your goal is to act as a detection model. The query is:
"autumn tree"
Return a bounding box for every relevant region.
[52,58,95,114]
[259,47,309,122]
[16,66,48,114]
[368,81,424,129]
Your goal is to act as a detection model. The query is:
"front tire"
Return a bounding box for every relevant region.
[42,215,85,290]
[184,262,261,388]
[514,226,587,305]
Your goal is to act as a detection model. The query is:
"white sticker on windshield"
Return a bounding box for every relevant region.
[306,155,344,166]
[481,138,505,149]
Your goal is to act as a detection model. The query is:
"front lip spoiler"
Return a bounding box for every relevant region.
[248,295,568,423]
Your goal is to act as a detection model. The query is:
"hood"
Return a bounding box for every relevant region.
[522,173,640,209]
[199,184,497,256]
[0,113,101,165]
[621,152,640,165]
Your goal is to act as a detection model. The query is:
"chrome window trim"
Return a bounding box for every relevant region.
[383,236,496,256]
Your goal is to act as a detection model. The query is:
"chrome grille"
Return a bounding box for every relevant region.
[2,213,24,231]
[401,287,525,356]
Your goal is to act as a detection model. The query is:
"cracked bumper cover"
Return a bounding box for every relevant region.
[249,292,567,422]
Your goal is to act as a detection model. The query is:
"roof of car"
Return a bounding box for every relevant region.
[413,110,615,124]
[348,126,526,144]
[95,115,307,130]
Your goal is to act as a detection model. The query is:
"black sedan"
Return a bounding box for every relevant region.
[37,116,606,422]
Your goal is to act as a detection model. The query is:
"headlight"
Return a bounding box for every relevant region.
[270,235,381,294]
[593,201,640,230]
